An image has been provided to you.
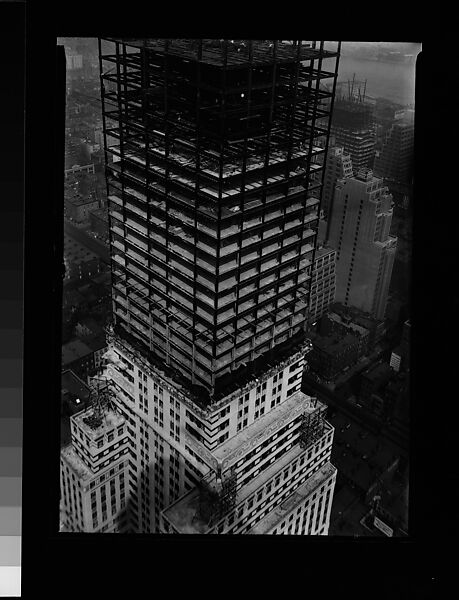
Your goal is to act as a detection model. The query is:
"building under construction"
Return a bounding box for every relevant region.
[331,77,376,172]
[99,39,341,403]
[61,39,341,535]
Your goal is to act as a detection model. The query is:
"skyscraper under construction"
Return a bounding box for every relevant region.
[331,78,375,173]
[60,39,342,535]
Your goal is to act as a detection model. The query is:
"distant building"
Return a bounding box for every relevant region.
[389,349,402,372]
[374,112,414,188]
[327,302,385,349]
[62,288,85,309]
[385,294,405,325]
[319,310,370,358]
[331,92,376,173]
[64,235,104,281]
[65,164,95,179]
[390,318,410,373]
[66,51,83,71]
[359,361,394,416]
[75,316,103,339]
[62,339,96,377]
[62,336,107,379]
[65,136,87,170]
[400,319,410,367]
[308,332,361,380]
[89,207,109,239]
[64,191,100,224]
[308,245,336,326]
[329,411,400,499]
[327,169,397,320]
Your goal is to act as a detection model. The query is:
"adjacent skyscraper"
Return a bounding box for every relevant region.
[61,39,341,535]
[327,168,397,320]
[321,144,353,220]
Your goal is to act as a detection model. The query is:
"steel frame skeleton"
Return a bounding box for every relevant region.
[98,39,341,402]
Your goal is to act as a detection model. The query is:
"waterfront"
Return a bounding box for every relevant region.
[337,52,420,106]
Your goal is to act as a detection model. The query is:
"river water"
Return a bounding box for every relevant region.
[336,53,420,106]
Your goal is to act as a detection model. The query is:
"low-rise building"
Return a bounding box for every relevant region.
[65,164,95,179]
[319,310,370,358]
[308,332,361,381]
[62,339,96,378]
[62,335,107,380]
[89,207,109,239]
[359,361,394,416]
[64,190,100,224]
[75,317,103,339]
[328,302,385,349]
[64,235,104,281]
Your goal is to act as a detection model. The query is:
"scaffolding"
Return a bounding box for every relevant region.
[99,39,341,399]
[298,401,327,449]
[195,468,238,526]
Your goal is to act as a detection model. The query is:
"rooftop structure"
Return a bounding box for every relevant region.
[60,381,131,533]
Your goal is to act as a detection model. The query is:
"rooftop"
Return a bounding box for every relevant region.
[61,444,93,481]
[85,334,107,352]
[249,463,336,534]
[326,313,368,337]
[329,302,382,329]
[314,245,336,260]
[64,236,99,264]
[90,207,109,221]
[62,339,94,365]
[164,430,332,534]
[61,369,91,402]
[362,361,393,384]
[312,332,360,353]
[214,391,324,470]
[72,407,125,439]
[77,316,101,331]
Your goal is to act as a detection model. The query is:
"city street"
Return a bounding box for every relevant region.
[302,377,409,454]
